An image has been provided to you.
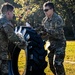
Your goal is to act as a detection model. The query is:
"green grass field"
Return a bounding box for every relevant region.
[18,41,75,75]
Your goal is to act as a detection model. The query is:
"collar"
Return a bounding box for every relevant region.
[0,14,10,23]
[45,12,57,22]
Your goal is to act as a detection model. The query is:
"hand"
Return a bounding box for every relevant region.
[44,28,52,35]
[44,28,48,32]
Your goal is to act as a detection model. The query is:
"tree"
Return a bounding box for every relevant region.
[54,0,75,39]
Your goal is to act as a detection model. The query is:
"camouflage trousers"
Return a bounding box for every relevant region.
[48,40,66,75]
[0,51,9,75]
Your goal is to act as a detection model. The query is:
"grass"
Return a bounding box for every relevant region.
[64,41,75,75]
[18,41,75,75]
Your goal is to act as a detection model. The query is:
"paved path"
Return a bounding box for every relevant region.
[64,61,75,64]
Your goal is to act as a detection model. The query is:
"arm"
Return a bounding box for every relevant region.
[46,18,65,40]
[3,23,21,42]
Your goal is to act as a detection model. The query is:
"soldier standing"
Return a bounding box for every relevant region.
[42,1,66,75]
[0,3,24,75]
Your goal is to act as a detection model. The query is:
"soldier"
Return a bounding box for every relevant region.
[0,3,24,75]
[42,1,66,75]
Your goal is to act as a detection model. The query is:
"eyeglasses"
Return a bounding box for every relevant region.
[43,9,50,12]
[43,8,52,12]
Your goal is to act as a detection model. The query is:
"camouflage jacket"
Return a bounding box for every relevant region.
[42,12,66,41]
[0,15,20,52]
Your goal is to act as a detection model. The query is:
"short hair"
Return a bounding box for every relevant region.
[43,1,55,11]
[1,2,14,14]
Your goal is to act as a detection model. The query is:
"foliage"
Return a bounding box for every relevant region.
[54,0,75,39]
[13,0,41,26]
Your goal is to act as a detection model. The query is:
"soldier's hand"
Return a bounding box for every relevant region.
[43,28,48,33]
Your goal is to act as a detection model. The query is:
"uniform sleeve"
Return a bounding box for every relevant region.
[48,18,65,39]
[35,18,45,32]
[3,24,21,42]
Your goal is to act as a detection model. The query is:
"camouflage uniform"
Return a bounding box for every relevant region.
[42,13,66,75]
[0,15,20,75]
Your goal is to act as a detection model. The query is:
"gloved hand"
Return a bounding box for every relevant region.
[15,26,26,41]
[44,28,49,32]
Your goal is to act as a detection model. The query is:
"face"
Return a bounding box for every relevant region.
[43,6,53,18]
[6,10,14,20]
